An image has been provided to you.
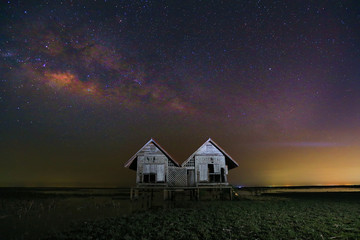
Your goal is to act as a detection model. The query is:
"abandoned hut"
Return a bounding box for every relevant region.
[124,138,238,187]
[182,138,239,186]
[124,138,180,186]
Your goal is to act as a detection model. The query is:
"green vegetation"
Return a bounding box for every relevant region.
[1,188,360,239]
[46,193,360,240]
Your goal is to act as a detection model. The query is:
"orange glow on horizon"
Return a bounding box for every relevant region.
[235,145,360,187]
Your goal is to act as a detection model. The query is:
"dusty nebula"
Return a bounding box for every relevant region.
[1,0,360,187]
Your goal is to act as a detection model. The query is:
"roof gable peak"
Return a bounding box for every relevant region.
[124,138,180,169]
[182,138,239,169]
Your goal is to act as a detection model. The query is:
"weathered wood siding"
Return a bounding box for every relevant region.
[136,142,169,185]
[195,142,224,156]
[130,140,233,187]
[184,142,228,186]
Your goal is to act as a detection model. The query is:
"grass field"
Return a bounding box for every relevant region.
[1,188,360,240]
[0,188,131,240]
[47,191,360,240]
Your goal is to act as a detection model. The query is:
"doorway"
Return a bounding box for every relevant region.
[187,169,195,186]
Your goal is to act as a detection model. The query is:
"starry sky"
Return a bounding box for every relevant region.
[1,0,360,187]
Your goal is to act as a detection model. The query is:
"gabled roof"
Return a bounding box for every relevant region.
[124,138,180,170]
[182,138,239,169]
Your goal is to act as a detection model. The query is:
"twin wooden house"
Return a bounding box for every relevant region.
[124,138,238,187]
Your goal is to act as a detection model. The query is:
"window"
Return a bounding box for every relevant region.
[208,164,221,183]
[184,158,195,167]
[208,164,214,173]
[156,164,165,182]
[143,173,156,183]
[142,164,153,183]
[142,164,165,183]
[199,164,208,181]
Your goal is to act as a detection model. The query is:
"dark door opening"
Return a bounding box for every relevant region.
[221,168,225,182]
[187,169,195,186]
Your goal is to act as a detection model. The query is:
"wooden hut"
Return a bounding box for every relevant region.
[125,138,238,188]
[125,138,238,200]
[182,138,238,186]
[124,138,180,186]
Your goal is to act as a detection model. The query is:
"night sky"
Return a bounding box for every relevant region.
[1,0,360,187]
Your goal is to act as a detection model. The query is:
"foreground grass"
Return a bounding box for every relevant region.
[0,188,131,240]
[46,194,360,240]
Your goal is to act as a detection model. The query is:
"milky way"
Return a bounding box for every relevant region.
[1,0,360,186]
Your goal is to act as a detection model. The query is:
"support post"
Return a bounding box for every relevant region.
[163,189,167,200]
